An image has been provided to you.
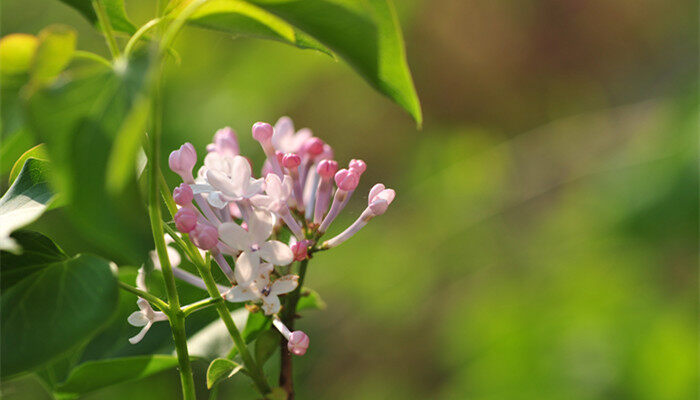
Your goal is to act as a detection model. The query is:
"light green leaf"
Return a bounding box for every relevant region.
[297,287,326,312]
[254,329,279,366]
[31,25,77,85]
[243,0,422,126]
[181,0,332,56]
[9,144,49,185]
[0,230,68,290]
[52,355,181,399]
[0,254,119,378]
[105,95,151,193]
[57,0,136,34]
[0,158,54,253]
[206,358,244,388]
[25,52,154,263]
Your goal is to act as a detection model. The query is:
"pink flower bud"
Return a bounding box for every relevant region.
[303,137,324,156]
[349,159,367,175]
[252,122,273,142]
[334,169,359,191]
[317,159,338,179]
[191,223,218,250]
[174,207,198,233]
[368,183,396,215]
[173,183,194,206]
[207,127,239,156]
[275,151,285,165]
[287,331,310,356]
[291,240,311,261]
[168,143,197,177]
[282,153,301,169]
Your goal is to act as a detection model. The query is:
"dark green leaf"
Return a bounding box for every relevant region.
[254,329,279,366]
[0,158,54,253]
[0,230,68,290]
[206,358,243,389]
[182,0,332,56]
[57,0,136,34]
[31,25,77,85]
[0,254,119,378]
[296,287,326,313]
[25,52,153,264]
[8,144,49,185]
[243,0,422,125]
[52,355,180,399]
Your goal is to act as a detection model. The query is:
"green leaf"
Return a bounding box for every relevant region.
[0,158,55,253]
[182,0,332,56]
[206,358,243,388]
[9,144,49,185]
[52,355,181,399]
[57,0,136,34]
[0,33,39,77]
[243,0,422,126]
[0,230,68,290]
[25,52,154,263]
[105,95,150,193]
[0,253,119,378]
[254,329,279,366]
[31,25,77,85]
[296,287,326,312]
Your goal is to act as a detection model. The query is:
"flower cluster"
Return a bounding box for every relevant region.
[130,117,395,355]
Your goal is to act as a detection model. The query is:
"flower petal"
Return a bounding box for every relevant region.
[265,174,283,199]
[248,209,274,244]
[127,311,149,327]
[230,156,252,195]
[207,170,238,198]
[128,322,153,344]
[243,177,264,198]
[261,295,281,315]
[190,183,213,195]
[219,222,252,251]
[270,275,298,295]
[250,195,274,209]
[259,240,293,266]
[226,285,258,302]
[235,251,260,285]
[207,192,228,209]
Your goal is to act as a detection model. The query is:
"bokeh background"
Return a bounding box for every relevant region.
[1,0,698,399]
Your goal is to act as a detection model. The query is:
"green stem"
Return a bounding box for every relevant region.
[279,259,309,398]
[124,18,162,57]
[73,50,112,67]
[194,261,271,394]
[182,296,223,316]
[117,281,169,312]
[148,64,196,399]
[91,0,120,58]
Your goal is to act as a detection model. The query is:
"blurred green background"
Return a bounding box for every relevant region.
[1,0,698,399]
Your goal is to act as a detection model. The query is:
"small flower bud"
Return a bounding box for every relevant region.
[282,153,301,169]
[291,240,311,261]
[368,183,396,215]
[174,207,197,233]
[287,331,310,356]
[207,127,239,156]
[252,122,273,142]
[349,159,367,175]
[317,159,338,179]
[191,223,218,250]
[168,143,197,179]
[173,183,194,206]
[303,137,324,156]
[334,169,360,191]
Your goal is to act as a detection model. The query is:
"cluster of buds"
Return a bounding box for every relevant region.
[132,118,395,355]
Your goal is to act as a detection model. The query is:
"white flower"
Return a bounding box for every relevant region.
[250,174,293,214]
[272,116,312,154]
[192,155,263,208]
[226,262,298,315]
[149,235,182,269]
[128,298,168,344]
[218,209,294,272]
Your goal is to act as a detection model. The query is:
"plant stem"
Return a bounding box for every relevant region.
[73,50,112,67]
[182,296,223,316]
[148,63,196,399]
[124,18,162,57]
[192,262,271,394]
[279,259,309,399]
[117,281,169,312]
[91,0,120,59]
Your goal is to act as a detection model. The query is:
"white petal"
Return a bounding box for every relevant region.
[291,128,312,152]
[235,251,260,285]
[270,275,298,295]
[219,223,252,251]
[127,311,149,327]
[167,245,181,268]
[243,177,264,198]
[230,156,252,195]
[207,192,228,209]
[261,295,281,315]
[226,285,258,302]
[259,240,293,266]
[248,209,274,244]
[190,183,213,195]
[265,174,284,198]
[129,322,153,344]
[207,170,238,198]
[250,195,274,210]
